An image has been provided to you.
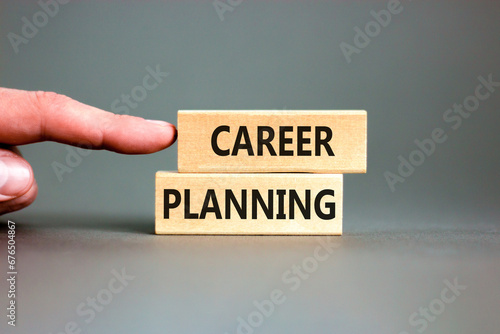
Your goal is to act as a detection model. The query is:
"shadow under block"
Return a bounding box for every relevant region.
[177,110,367,173]
[155,172,343,235]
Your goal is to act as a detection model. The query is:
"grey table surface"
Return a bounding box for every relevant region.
[1,214,498,334]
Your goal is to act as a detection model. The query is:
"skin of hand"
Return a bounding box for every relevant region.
[0,88,177,215]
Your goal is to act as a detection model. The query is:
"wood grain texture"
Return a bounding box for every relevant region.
[177,110,367,173]
[155,172,342,235]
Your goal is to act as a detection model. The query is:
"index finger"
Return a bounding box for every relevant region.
[0,88,177,154]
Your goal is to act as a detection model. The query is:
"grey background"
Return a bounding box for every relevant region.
[0,1,499,333]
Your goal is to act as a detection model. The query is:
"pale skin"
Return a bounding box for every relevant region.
[0,88,177,215]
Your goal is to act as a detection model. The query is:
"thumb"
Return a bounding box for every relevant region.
[0,147,37,215]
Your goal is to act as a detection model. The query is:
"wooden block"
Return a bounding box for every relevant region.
[155,172,342,235]
[177,110,366,173]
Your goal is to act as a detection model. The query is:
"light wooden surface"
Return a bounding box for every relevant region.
[177,110,366,173]
[156,172,342,235]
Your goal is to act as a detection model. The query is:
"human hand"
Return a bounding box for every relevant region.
[0,88,177,215]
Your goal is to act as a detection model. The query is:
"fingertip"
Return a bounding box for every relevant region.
[145,120,177,151]
[0,155,34,202]
[0,180,38,215]
[100,116,177,154]
[164,123,177,148]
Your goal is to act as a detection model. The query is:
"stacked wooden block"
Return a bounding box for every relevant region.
[155,110,367,235]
